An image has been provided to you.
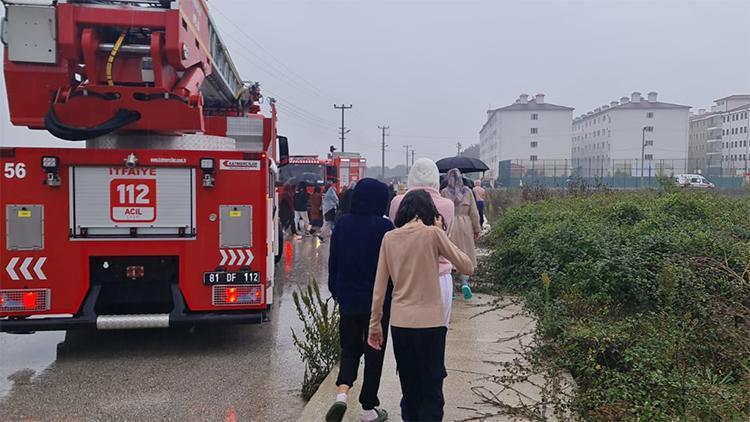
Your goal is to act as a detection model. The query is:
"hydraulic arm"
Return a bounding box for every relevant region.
[1,0,260,140]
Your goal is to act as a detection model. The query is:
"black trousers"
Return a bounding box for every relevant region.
[391,326,448,422]
[477,200,485,227]
[336,311,390,410]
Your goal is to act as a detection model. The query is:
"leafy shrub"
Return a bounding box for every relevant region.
[291,282,340,400]
[605,201,645,225]
[485,191,750,420]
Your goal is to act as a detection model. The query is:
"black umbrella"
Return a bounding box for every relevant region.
[435,156,489,174]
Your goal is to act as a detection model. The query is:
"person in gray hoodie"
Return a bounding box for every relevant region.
[320,181,339,241]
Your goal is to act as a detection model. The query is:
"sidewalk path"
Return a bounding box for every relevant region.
[298,293,574,421]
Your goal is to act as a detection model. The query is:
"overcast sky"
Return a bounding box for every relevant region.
[2,0,749,167]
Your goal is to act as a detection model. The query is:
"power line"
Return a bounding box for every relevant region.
[391,133,476,140]
[209,4,335,102]
[264,90,338,129]
[334,104,353,152]
[214,26,323,101]
[279,106,338,131]
[209,32,339,129]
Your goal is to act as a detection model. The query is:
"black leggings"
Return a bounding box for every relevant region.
[392,326,448,421]
[336,311,390,410]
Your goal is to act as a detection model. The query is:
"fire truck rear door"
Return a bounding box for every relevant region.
[70,167,196,238]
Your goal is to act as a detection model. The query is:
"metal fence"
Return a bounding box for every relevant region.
[497,159,749,190]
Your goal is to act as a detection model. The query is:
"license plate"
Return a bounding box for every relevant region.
[203,271,260,285]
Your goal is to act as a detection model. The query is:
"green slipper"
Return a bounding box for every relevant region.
[326,401,347,422]
[368,408,388,422]
[462,284,473,300]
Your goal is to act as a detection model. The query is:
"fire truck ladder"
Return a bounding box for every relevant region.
[202,10,249,110]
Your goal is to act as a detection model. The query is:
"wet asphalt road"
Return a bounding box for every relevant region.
[0,237,329,422]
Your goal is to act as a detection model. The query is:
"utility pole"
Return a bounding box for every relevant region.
[403,144,412,177]
[378,125,389,179]
[334,104,353,152]
[411,149,415,167]
[456,142,462,156]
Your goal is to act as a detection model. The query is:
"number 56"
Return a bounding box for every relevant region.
[3,162,27,179]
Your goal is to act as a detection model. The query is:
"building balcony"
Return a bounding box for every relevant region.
[706,151,722,156]
[706,137,722,143]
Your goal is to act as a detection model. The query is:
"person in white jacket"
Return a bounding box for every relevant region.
[320,181,339,241]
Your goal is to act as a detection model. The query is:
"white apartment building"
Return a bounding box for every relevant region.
[572,91,690,176]
[688,95,750,176]
[721,101,750,176]
[479,93,573,179]
[688,108,723,175]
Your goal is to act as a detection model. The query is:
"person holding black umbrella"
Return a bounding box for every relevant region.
[441,168,480,300]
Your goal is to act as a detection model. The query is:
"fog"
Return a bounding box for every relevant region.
[2,0,749,167]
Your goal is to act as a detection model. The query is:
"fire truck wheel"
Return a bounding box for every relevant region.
[275,222,283,264]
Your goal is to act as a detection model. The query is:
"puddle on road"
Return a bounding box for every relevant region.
[0,331,65,399]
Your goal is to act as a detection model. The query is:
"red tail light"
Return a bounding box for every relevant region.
[0,289,50,312]
[22,292,38,309]
[226,287,238,303]
[212,285,263,306]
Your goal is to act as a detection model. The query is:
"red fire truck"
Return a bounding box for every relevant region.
[277,152,367,193]
[0,0,285,331]
[278,155,327,190]
[326,152,367,192]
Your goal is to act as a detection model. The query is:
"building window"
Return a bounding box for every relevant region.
[644,154,653,160]
[530,128,538,134]
[530,155,538,161]
[531,113,538,120]
[644,140,654,146]
[646,112,654,118]
[530,141,538,148]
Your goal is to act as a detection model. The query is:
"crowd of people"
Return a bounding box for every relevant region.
[320,158,484,422]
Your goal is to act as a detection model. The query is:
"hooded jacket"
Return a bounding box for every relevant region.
[328,178,394,314]
[389,158,456,275]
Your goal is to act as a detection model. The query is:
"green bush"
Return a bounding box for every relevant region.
[485,191,750,420]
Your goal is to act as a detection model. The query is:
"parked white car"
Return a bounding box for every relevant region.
[674,174,715,189]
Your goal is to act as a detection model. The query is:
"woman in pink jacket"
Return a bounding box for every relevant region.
[389,158,456,325]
